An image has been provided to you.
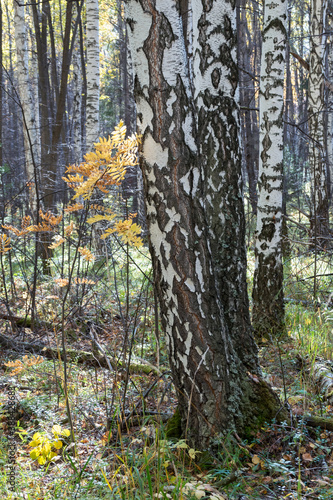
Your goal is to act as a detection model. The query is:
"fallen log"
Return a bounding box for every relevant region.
[303,415,333,432]
[0,332,161,375]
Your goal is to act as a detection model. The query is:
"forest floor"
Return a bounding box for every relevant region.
[1,304,333,500]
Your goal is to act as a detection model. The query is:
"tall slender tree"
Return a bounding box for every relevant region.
[309,0,330,245]
[125,0,282,447]
[252,0,288,338]
[86,0,100,150]
[13,0,40,194]
[0,1,2,174]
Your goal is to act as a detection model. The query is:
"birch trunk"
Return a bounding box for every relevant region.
[86,0,100,150]
[125,0,283,448]
[252,0,288,338]
[0,2,2,172]
[13,0,39,198]
[327,34,333,196]
[72,45,82,163]
[309,0,330,245]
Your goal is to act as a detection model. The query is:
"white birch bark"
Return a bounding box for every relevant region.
[327,21,333,195]
[252,0,288,338]
[86,0,100,151]
[309,0,330,243]
[13,1,39,187]
[191,0,257,364]
[72,46,82,163]
[125,0,282,447]
[28,18,41,178]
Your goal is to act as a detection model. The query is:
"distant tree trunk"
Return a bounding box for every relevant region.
[32,0,77,273]
[252,0,288,339]
[79,15,87,154]
[31,0,53,203]
[125,0,282,449]
[0,2,2,173]
[238,0,261,215]
[13,0,40,205]
[117,1,138,216]
[309,0,330,246]
[72,45,82,163]
[86,0,100,150]
[327,11,333,197]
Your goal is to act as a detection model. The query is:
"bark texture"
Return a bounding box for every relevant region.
[309,0,330,245]
[13,1,40,190]
[125,0,283,448]
[86,0,100,150]
[252,0,287,338]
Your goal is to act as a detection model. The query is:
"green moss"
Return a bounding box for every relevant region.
[165,408,182,438]
[241,378,288,440]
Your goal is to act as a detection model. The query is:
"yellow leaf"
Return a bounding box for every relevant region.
[252,455,261,465]
[78,246,95,262]
[175,440,188,449]
[42,442,51,455]
[189,448,201,459]
[87,214,115,224]
[53,440,63,450]
[54,278,69,287]
[30,449,40,459]
[48,236,65,249]
[0,234,11,254]
[52,425,62,435]
[64,203,84,213]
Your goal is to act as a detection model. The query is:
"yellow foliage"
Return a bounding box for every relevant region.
[54,278,69,287]
[28,426,70,466]
[4,355,44,375]
[26,210,62,233]
[27,223,54,233]
[87,213,116,224]
[2,224,20,236]
[90,204,114,214]
[64,203,84,213]
[74,277,95,285]
[78,246,95,262]
[0,234,11,254]
[62,120,140,201]
[64,221,75,236]
[38,209,62,226]
[101,219,143,247]
[48,235,65,249]
[54,277,95,287]
[111,121,127,145]
[2,215,32,237]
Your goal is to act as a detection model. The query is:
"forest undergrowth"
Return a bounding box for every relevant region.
[1,247,333,500]
[1,128,333,499]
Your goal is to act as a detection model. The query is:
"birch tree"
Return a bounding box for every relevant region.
[86,0,100,150]
[309,0,330,245]
[326,7,333,195]
[252,0,288,338]
[13,0,40,193]
[125,0,283,447]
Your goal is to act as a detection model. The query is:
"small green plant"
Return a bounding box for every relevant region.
[28,425,70,465]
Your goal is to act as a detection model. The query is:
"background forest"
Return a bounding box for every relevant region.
[0,0,333,499]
